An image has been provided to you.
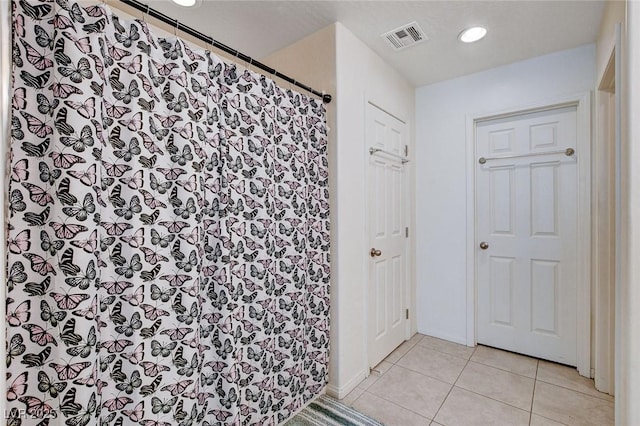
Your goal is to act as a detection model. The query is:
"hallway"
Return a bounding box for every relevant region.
[341,334,614,425]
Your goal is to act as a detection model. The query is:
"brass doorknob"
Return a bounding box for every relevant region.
[479,242,489,250]
[370,248,382,257]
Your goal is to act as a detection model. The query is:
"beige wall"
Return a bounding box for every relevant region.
[265,22,416,398]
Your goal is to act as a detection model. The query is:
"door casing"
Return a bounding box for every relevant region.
[465,92,592,377]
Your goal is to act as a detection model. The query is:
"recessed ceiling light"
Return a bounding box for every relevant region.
[459,27,487,43]
[171,0,197,6]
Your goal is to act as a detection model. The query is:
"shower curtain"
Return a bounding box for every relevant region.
[6,1,330,425]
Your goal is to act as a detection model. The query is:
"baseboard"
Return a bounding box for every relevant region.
[326,368,369,400]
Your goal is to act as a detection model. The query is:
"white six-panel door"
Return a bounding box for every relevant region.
[367,104,407,368]
[476,106,578,366]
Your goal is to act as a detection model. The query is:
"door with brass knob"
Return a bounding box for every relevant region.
[475,105,580,366]
[366,103,408,369]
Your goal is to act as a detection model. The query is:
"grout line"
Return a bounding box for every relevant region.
[430,346,475,422]
[533,379,616,403]
[452,386,533,414]
[416,338,477,362]
[346,387,366,407]
[528,360,539,425]
[361,390,434,423]
[530,413,571,426]
[533,371,615,402]
[470,358,538,379]
[387,362,458,387]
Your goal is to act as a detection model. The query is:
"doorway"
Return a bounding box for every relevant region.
[476,105,578,365]
[366,103,409,368]
[467,95,592,376]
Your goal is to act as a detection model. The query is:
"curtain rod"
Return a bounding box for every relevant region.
[117,0,332,104]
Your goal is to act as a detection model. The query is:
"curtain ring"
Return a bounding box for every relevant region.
[143,4,150,22]
[174,21,179,37]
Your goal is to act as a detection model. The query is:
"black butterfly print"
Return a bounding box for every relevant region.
[59,57,93,83]
[113,80,140,104]
[55,176,78,205]
[114,23,140,48]
[60,124,94,152]
[11,116,25,140]
[82,17,106,34]
[20,0,52,21]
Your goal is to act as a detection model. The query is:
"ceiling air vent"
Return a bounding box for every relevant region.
[382,21,427,51]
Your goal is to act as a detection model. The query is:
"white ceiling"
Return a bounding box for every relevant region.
[137,0,606,87]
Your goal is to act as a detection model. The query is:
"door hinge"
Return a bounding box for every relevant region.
[404,145,408,157]
[405,309,409,319]
[405,227,409,238]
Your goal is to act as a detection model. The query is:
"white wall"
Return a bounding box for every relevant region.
[265,22,415,399]
[415,45,596,344]
[592,0,625,395]
[618,1,640,422]
[596,0,626,81]
[333,22,415,397]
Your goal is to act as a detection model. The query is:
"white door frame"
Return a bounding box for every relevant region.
[364,100,411,370]
[465,92,592,377]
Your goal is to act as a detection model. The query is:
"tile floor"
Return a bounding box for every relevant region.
[340,334,614,426]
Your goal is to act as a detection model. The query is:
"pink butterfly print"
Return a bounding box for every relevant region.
[102,396,133,412]
[123,401,144,422]
[120,285,144,306]
[100,339,133,353]
[101,280,133,295]
[8,229,30,254]
[120,227,144,248]
[49,221,88,239]
[21,182,54,206]
[22,253,56,276]
[18,396,57,418]
[160,327,193,341]
[49,361,91,380]
[140,303,170,321]
[120,342,144,365]
[139,360,171,377]
[160,379,194,396]
[7,371,28,401]
[7,299,30,326]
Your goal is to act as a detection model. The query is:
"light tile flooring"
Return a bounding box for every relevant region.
[340,334,614,426]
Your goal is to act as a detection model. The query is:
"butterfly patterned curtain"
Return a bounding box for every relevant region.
[6,1,330,425]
